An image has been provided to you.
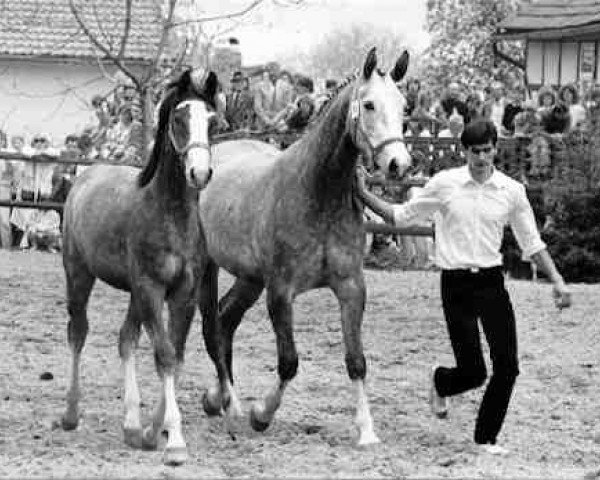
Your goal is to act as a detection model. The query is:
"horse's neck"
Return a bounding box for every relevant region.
[299,91,359,206]
[151,151,198,215]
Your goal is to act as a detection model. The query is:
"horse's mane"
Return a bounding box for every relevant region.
[137,81,181,187]
[310,72,358,126]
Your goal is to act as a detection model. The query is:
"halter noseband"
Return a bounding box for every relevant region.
[348,86,406,159]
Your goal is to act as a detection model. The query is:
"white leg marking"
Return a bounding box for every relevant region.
[353,380,380,446]
[122,354,141,431]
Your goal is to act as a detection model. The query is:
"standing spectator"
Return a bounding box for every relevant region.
[404,77,421,118]
[435,82,468,124]
[465,92,485,125]
[484,81,508,136]
[0,130,12,248]
[273,70,296,118]
[558,84,587,131]
[501,88,525,136]
[10,133,56,248]
[225,71,255,131]
[354,119,572,454]
[101,104,143,165]
[253,69,276,129]
[314,78,338,112]
[536,86,557,119]
[438,108,464,138]
[273,75,316,132]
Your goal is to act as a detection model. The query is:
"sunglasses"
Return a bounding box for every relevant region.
[469,146,493,155]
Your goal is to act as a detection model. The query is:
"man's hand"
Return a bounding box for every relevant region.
[553,282,572,310]
[355,165,368,194]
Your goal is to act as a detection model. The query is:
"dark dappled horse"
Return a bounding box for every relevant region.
[60,69,218,466]
[199,48,411,445]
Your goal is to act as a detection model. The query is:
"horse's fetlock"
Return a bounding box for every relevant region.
[345,353,366,380]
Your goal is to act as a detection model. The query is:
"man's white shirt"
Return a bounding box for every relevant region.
[392,165,546,270]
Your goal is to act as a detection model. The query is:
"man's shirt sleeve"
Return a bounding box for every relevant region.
[508,184,546,258]
[392,174,444,226]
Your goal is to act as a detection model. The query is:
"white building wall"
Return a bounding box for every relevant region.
[0,58,145,148]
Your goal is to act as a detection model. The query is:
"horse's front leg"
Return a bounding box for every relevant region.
[133,280,188,466]
[119,301,143,448]
[250,284,297,432]
[330,274,380,446]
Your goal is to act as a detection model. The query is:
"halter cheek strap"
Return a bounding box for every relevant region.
[348,87,405,159]
[168,119,212,157]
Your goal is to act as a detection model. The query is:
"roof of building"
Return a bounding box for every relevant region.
[497,0,600,40]
[0,0,164,62]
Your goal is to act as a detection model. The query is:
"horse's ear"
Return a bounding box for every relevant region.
[179,69,193,90]
[390,50,409,83]
[203,71,219,105]
[363,46,377,80]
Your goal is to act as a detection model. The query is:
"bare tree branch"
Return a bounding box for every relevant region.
[169,0,266,28]
[118,0,133,59]
[69,0,140,88]
[148,0,177,83]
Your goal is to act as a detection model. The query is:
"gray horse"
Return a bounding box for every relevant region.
[60,69,217,465]
[199,48,411,446]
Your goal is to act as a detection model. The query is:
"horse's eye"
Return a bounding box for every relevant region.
[363,101,375,111]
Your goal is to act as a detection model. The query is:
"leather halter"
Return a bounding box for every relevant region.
[348,85,405,159]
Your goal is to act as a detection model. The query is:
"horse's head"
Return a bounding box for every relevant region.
[166,68,219,190]
[348,47,412,178]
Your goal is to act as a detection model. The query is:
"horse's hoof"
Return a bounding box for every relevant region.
[61,415,78,431]
[123,427,143,449]
[202,390,222,417]
[164,445,187,466]
[249,404,270,432]
[357,432,381,447]
[141,426,159,451]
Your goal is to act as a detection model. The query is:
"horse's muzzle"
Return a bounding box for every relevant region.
[189,167,213,190]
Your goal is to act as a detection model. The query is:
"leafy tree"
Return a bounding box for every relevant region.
[422,0,528,94]
[279,22,410,81]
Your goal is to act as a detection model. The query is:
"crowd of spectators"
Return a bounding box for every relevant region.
[1,65,599,256]
[399,78,594,140]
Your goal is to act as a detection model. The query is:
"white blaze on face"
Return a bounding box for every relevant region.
[362,75,412,176]
[178,100,214,189]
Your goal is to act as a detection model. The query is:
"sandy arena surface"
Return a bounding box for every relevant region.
[0,250,598,479]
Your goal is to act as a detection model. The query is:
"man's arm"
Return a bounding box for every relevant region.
[509,185,572,309]
[530,249,571,309]
[355,166,442,226]
[355,168,396,224]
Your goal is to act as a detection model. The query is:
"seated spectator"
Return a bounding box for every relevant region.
[25,208,61,253]
[558,83,587,131]
[225,71,255,131]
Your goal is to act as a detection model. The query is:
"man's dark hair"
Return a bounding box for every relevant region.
[460,119,498,148]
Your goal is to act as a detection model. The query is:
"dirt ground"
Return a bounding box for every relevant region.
[0,249,598,479]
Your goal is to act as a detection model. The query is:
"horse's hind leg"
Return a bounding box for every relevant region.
[202,276,263,425]
[119,301,143,448]
[331,274,380,446]
[250,283,297,432]
[61,256,95,430]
